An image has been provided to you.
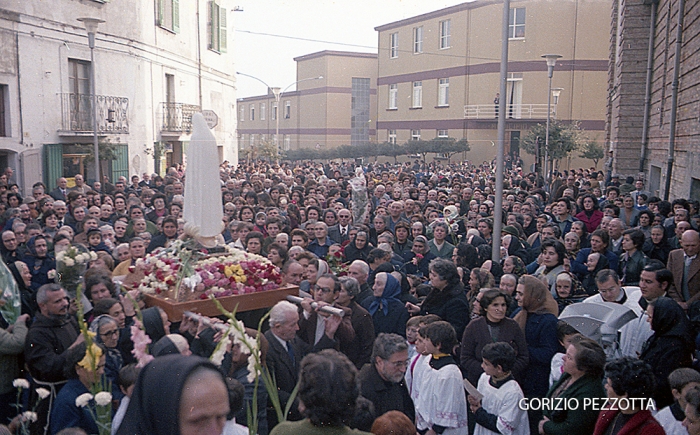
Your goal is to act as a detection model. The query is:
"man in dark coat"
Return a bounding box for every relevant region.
[358,333,415,422]
[336,276,375,369]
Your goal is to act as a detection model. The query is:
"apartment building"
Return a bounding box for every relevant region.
[236,50,377,157]
[375,0,610,167]
[0,0,237,193]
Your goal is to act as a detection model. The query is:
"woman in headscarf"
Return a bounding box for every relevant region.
[580,252,610,296]
[513,275,560,434]
[640,297,694,409]
[90,315,124,402]
[141,306,170,348]
[8,260,37,317]
[502,255,527,279]
[21,235,55,291]
[151,334,192,357]
[553,271,588,314]
[116,354,230,435]
[361,272,409,337]
[401,235,435,279]
[343,231,372,263]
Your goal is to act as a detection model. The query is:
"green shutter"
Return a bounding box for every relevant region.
[207,1,213,49]
[43,144,63,190]
[172,0,180,33]
[220,7,227,52]
[111,144,129,181]
[157,0,164,27]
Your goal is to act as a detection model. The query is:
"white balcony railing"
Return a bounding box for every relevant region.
[464,103,556,120]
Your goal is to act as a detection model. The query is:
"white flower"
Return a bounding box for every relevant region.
[90,251,98,261]
[12,379,30,389]
[21,411,37,422]
[210,333,231,367]
[75,393,93,408]
[47,269,56,279]
[94,391,112,406]
[36,388,50,399]
[62,257,75,267]
[55,251,65,261]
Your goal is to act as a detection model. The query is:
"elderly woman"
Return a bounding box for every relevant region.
[406,258,471,339]
[401,235,436,278]
[361,272,409,338]
[592,357,664,435]
[337,276,375,369]
[344,231,372,263]
[460,289,529,387]
[503,255,528,278]
[571,229,619,281]
[514,275,560,434]
[554,271,588,314]
[618,229,648,286]
[538,338,606,435]
[90,315,124,401]
[534,239,568,297]
[22,235,55,291]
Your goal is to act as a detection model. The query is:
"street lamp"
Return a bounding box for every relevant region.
[541,54,562,184]
[78,17,104,184]
[236,72,323,163]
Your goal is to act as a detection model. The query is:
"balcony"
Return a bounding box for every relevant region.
[160,102,201,134]
[59,93,130,135]
[464,103,556,120]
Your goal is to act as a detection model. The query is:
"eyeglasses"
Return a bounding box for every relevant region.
[385,359,410,369]
[313,285,336,294]
[100,329,119,337]
[598,286,618,294]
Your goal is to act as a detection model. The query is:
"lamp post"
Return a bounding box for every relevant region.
[78,17,104,184]
[541,54,561,186]
[236,72,322,163]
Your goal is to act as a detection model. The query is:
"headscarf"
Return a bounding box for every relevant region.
[116,354,226,435]
[514,275,559,330]
[8,261,36,316]
[152,334,190,357]
[367,273,401,316]
[142,307,167,344]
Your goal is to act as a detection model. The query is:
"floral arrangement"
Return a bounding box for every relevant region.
[56,245,97,297]
[325,246,349,276]
[131,240,282,301]
[75,391,113,435]
[12,379,47,435]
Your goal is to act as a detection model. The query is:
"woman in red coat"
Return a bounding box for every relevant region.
[592,357,665,435]
[575,194,604,233]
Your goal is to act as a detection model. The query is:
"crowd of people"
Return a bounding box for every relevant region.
[1,157,700,435]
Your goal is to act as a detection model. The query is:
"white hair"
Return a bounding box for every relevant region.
[269,301,299,327]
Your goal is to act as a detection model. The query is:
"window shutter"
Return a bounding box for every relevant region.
[172,0,180,33]
[207,1,214,49]
[156,0,164,26]
[220,7,227,52]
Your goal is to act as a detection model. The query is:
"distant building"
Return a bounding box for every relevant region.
[0,0,237,193]
[608,0,700,200]
[236,51,378,159]
[374,0,610,166]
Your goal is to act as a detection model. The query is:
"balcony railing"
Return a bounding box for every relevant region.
[160,102,201,133]
[464,103,556,120]
[59,93,130,134]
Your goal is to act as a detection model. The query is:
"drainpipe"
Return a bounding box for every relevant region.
[639,0,658,175]
[663,0,685,200]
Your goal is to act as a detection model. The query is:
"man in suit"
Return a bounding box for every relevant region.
[298,274,355,350]
[667,229,700,310]
[264,300,338,424]
[69,174,89,195]
[49,177,68,200]
[327,208,352,244]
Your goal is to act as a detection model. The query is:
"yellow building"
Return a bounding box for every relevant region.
[375,0,610,168]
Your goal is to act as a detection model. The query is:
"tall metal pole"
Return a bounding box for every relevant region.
[492,0,510,262]
[545,73,552,185]
[664,0,685,200]
[79,18,103,184]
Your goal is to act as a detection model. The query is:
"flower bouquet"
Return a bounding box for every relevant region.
[56,245,97,297]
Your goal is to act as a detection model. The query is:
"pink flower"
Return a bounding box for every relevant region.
[131,320,154,368]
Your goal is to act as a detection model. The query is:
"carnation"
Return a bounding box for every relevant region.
[21,411,37,423]
[12,378,30,389]
[94,391,112,406]
[36,388,51,399]
[62,257,75,267]
[75,393,94,408]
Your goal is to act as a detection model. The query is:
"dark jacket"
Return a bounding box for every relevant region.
[542,373,606,435]
[401,251,436,278]
[643,238,672,264]
[521,312,561,399]
[459,316,529,386]
[358,363,415,423]
[340,301,375,369]
[25,313,80,382]
[571,248,619,281]
[361,275,409,338]
[420,282,471,339]
[592,409,666,435]
[618,249,648,286]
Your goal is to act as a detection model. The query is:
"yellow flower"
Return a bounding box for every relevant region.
[77,343,103,370]
[224,266,234,278]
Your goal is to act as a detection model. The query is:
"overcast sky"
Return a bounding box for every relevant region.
[232,0,471,98]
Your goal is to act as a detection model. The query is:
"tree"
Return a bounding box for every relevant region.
[429,138,470,163]
[520,120,588,171]
[377,141,405,164]
[578,141,605,168]
[405,140,433,165]
[257,138,280,162]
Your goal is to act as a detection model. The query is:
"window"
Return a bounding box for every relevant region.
[284,101,291,118]
[437,130,448,138]
[250,134,255,147]
[68,59,91,130]
[411,130,421,141]
[439,20,451,49]
[351,78,371,146]
[272,103,277,120]
[157,0,180,33]
[260,103,266,121]
[413,26,423,54]
[412,81,422,108]
[438,78,449,106]
[390,32,399,58]
[208,1,227,52]
[0,85,7,137]
[284,135,291,151]
[388,130,397,144]
[388,84,398,109]
[250,106,255,121]
[509,8,526,39]
[239,105,244,122]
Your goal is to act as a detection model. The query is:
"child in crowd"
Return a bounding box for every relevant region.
[549,322,581,387]
[406,316,422,360]
[406,314,441,396]
[655,368,700,435]
[414,321,468,435]
[469,342,529,435]
[87,228,111,254]
[111,364,140,435]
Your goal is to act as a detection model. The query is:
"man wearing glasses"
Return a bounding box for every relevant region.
[298,274,354,350]
[584,269,643,316]
[358,333,415,422]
